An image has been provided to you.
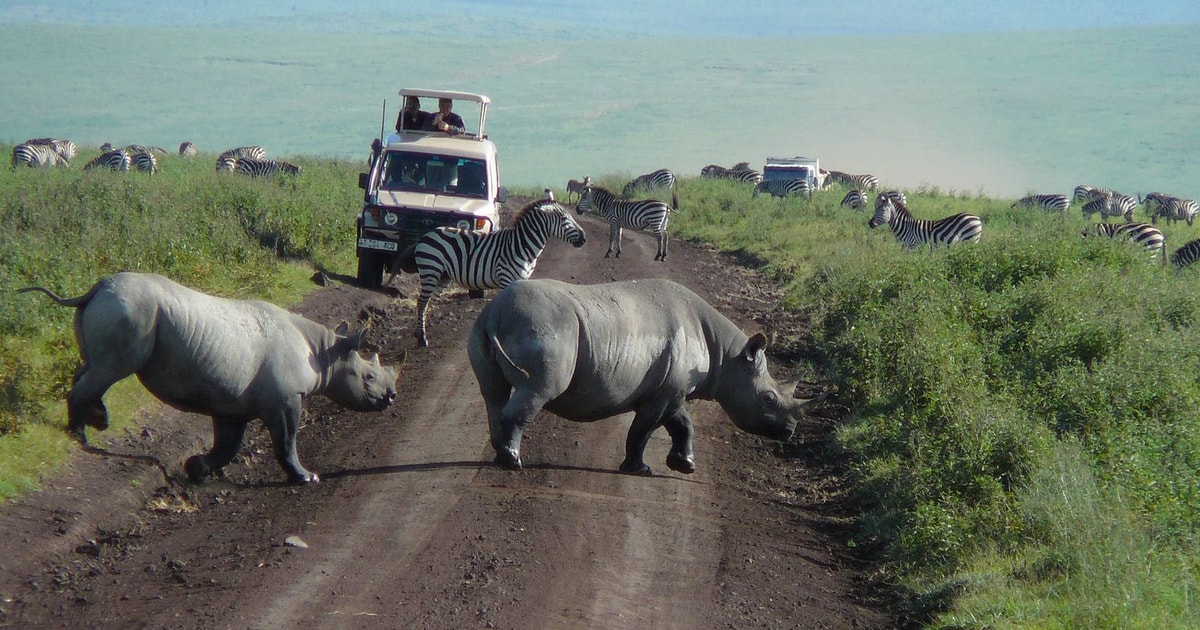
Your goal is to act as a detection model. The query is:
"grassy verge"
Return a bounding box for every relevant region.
[658,176,1200,627]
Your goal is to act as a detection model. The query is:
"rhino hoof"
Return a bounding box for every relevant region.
[290,471,320,484]
[666,452,695,474]
[619,461,653,476]
[494,449,522,470]
[184,455,209,484]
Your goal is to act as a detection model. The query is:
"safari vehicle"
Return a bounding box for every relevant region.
[762,156,824,189]
[355,88,505,288]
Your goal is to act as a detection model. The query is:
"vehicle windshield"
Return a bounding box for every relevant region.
[380,151,488,198]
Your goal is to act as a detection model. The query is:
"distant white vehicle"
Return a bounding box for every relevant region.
[355,88,506,288]
[761,156,824,190]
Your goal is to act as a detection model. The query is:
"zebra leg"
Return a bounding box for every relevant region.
[414,294,432,347]
[655,229,668,261]
[605,223,620,258]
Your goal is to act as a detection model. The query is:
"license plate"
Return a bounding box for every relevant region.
[358,238,398,252]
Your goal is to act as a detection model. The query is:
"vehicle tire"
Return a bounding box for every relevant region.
[469,289,487,299]
[356,254,384,288]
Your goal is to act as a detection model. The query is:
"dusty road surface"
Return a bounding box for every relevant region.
[0,202,895,629]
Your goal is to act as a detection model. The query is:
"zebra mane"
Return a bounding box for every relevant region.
[511,199,561,224]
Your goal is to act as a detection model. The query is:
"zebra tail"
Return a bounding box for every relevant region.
[396,244,419,274]
[672,185,679,213]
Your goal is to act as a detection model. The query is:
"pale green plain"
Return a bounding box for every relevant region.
[2,22,1198,201]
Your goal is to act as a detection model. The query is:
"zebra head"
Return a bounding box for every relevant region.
[575,183,595,215]
[520,200,587,248]
[868,194,899,229]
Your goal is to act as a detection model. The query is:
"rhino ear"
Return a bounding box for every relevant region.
[334,320,351,336]
[742,332,768,362]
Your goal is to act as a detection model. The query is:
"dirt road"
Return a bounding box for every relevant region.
[0,208,893,629]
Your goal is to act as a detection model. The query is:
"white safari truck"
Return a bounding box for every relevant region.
[762,156,824,190]
[355,88,505,288]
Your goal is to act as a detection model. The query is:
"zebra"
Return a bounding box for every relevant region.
[124,144,167,155]
[753,178,812,201]
[1170,238,1200,272]
[11,143,69,169]
[1014,193,1070,213]
[566,176,590,203]
[1086,222,1164,262]
[825,170,880,190]
[234,158,301,177]
[878,189,908,207]
[622,168,677,199]
[24,137,76,162]
[1142,192,1198,226]
[700,164,762,185]
[1074,185,1117,204]
[393,199,587,347]
[84,149,131,172]
[130,151,158,174]
[215,154,238,173]
[219,145,268,161]
[1082,191,1135,222]
[577,184,674,261]
[840,189,870,211]
[869,193,982,249]
[179,141,198,158]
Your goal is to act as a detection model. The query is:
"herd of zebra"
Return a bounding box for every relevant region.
[9,138,301,178]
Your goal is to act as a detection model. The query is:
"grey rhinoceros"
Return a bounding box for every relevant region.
[467,278,826,474]
[21,272,400,484]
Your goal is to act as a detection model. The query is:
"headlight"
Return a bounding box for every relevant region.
[456,219,471,230]
[383,212,400,227]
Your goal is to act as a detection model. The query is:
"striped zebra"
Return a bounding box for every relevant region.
[1074,185,1115,204]
[753,178,812,200]
[622,168,677,200]
[24,137,76,162]
[869,193,982,249]
[1170,238,1200,272]
[1082,191,1135,222]
[700,164,762,185]
[130,151,158,174]
[84,149,131,172]
[577,184,674,261]
[215,154,238,173]
[840,189,869,211]
[179,141,198,158]
[394,199,587,347]
[234,158,301,177]
[1086,222,1165,262]
[878,189,908,207]
[219,145,268,161]
[1143,192,1199,226]
[11,143,69,169]
[124,144,167,156]
[825,170,879,190]
[1014,193,1070,213]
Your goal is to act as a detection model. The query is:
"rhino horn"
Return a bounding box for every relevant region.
[790,381,836,408]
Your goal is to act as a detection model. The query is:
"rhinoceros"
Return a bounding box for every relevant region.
[21,272,400,484]
[467,278,826,474]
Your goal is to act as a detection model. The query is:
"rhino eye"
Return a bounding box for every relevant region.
[365,372,376,383]
[761,391,779,409]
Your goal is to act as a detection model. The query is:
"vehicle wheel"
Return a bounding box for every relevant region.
[469,289,487,299]
[356,254,383,288]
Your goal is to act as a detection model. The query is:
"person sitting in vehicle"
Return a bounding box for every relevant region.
[424,98,465,134]
[383,97,429,145]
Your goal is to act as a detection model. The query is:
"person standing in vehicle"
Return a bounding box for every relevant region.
[397,96,428,132]
[426,98,465,134]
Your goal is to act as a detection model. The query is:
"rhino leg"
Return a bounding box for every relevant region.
[662,407,695,474]
[66,362,130,441]
[184,417,249,483]
[262,400,318,484]
[620,400,676,475]
[492,387,553,471]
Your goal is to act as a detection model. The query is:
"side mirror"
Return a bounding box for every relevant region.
[358,172,369,190]
[496,186,508,203]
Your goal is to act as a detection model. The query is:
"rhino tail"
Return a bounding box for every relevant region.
[18,284,97,308]
[490,334,530,381]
